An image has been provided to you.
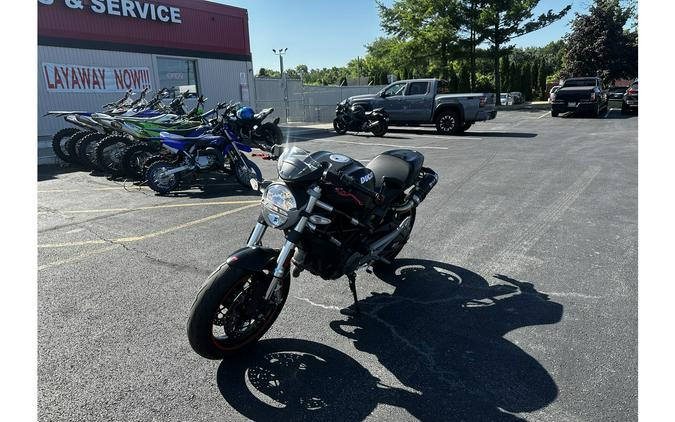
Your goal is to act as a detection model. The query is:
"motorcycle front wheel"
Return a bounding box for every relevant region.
[187,264,290,359]
[333,118,348,135]
[234,156,263,189]
[146,161,181,194]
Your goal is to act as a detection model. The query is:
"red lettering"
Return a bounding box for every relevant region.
[59,66,71,89]
[114,69,124,89]
[123,69,132,89]
[77,68,91,89]
[130,69,142,89]
[97,69,106,89]
[92,70,101,90]
[44,66,56,89]
[53,67,64,90]
[70,67,81,90]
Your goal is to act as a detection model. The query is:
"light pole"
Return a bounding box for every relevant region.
[273,48,289,122]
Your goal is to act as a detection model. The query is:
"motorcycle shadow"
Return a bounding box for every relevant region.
[216,260,563,421]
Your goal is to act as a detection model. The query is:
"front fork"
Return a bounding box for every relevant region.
[246,186,322,301]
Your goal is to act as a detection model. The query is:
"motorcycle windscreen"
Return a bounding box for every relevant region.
[277,146,324,182]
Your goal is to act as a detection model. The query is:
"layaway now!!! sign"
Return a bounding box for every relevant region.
[43,63,152,93]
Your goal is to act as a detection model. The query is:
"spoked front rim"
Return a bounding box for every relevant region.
[150,165,177,190]
[210,274,278,350]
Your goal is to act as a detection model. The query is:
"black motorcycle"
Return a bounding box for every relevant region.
[333,100,389,137]
[187,145,437,359]
[225,103,283,151]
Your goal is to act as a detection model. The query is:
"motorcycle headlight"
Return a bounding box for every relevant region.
[262,183,297,227]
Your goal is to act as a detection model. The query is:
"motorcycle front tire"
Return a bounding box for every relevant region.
[187,264,290,359]
[234,156,263,189]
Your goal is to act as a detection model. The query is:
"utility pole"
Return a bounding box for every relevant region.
[273,48,288,122]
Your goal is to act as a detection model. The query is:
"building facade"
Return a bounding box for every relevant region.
[38,0,255,164]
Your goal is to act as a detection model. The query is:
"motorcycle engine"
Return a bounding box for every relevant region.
[195,151,218,169]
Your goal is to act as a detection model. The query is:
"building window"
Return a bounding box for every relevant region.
[156,57,199,97]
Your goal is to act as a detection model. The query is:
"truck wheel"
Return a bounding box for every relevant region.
[435,110,460,135]
[460,122,473,133]
[551,110,559,117]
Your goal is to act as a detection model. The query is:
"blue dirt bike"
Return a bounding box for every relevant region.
[145,119,262,194]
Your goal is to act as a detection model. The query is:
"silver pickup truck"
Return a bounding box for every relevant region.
[348,78,497,134]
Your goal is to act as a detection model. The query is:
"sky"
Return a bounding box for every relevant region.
[214,0,594,72]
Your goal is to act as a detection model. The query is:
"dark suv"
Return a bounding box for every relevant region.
[621,79,638,114]
[551,77,608,117]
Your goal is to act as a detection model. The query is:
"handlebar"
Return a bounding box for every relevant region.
[324,170,384,203]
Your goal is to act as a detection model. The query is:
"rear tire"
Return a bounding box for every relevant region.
[120,143,158,180]
[76,133,105,170]
[146,160,181,194]
[51,128,80,163]
[333,118,348,135]
[435,110,461,135]
[95,135,135,176]
[187,264,289,359]
[460,122,473,133]
[370,118,388,137]
[551,110,559,117]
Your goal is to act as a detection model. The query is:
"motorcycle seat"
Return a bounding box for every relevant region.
[159,131,223,143]
[366,149,424,189]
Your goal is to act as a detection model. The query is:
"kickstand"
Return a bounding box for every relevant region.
[345,272,361,315]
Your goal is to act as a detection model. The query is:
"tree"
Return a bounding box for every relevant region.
[377,0,460,79]
[521,62,532,100]
[531,59,540,98]
[537,59,547,99]
[457,0,488,91]
[458,64,471,92]
[563,0,637,83]
[508,61,519,95]
[500,55,510,92]
[478,1,571,101]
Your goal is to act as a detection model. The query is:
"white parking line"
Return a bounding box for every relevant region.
[328,139,449,150]
[536,111,550,119]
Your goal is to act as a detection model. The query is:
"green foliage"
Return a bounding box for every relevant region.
[563,0,638,82]
[478,0,571,98]
[376,0,461,79]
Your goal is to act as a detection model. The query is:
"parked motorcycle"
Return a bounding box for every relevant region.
[144,117,263,194]
[225,104,283,151]
[186,145,438,359]
[89,92,209,176]
[333,100,389,136]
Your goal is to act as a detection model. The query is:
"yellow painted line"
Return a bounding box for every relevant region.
[37,200,259,215]
[38,187,131,193]
[38,182,241,193]
[38,203,259,249]
[38,245,119,271]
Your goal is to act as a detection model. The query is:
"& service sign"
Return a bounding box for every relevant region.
[38,0,182,24]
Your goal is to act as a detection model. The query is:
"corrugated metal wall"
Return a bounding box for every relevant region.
[253,78,386,123]
[38,45,255,137]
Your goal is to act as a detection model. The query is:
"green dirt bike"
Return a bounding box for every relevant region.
[89,93,214,178]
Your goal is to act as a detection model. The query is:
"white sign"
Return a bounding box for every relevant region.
[43,62,152,93]
[39,0,182,24]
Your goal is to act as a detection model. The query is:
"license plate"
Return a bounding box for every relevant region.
[568,102,577,107]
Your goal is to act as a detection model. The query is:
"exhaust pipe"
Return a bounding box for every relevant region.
[412,168,437,206]
[370,215,413,253]
[390,168,438,212]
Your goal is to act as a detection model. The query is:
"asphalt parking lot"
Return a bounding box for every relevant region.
[38,108,637,421]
